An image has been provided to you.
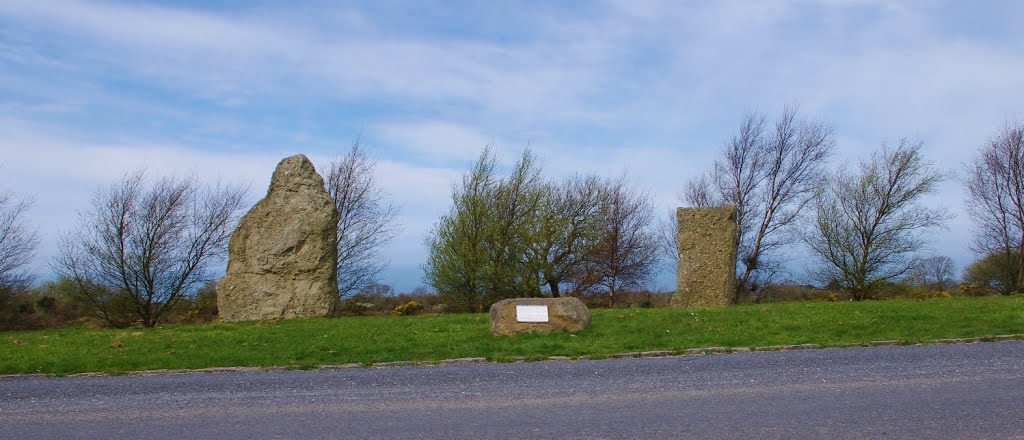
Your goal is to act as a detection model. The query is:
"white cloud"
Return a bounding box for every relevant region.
[0,118,462,289]
[1,0,1022,289]
[370,121,498,163]
[0,0,604,120]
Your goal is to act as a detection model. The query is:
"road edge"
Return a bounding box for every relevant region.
[2,334,1022,379]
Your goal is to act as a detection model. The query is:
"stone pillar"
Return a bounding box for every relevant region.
[671,206,737,308]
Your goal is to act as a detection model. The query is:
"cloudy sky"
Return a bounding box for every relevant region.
[2,0,1023,292]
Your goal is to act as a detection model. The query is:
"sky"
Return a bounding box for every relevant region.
[2,0,1023,293]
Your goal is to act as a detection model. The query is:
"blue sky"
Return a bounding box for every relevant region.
[2,0,1023,292]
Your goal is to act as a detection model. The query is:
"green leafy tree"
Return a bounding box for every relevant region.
[427,147,611,310]
[425,147,502,312]
[963,251,1019,295]
[527,174,605,297]
[482,149,545,299]
[426,147,660,309]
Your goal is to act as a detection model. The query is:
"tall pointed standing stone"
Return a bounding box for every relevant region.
[217,154,340,321]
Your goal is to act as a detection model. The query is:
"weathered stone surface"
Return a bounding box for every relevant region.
[489,297,590,336]
[217,154,340,322]
[671,206,738,308]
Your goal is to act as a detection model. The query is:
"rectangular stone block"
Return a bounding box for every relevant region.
[671,206,737,308]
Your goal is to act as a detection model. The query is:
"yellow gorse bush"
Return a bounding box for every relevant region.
[393,301,424,316]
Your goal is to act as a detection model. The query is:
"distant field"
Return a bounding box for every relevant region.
[1,296,1022,376]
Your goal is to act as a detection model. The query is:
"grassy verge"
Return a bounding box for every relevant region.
[1,296,1023,375]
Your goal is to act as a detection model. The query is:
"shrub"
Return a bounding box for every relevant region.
[35,296,57,312]
[577,290,673,309]
[760,284,830,302]
[339,300,374,316]
[897,284,955,300]
[958,283,995,297]
[963,252,1019,295]
[809,291,839,302]
[0,284,93,330]
[0,286,34,331]
[393,301,424,316]
[184,281,218,323]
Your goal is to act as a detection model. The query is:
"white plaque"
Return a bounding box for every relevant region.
[516,305,549,323]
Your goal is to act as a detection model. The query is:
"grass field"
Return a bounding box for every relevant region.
[2,296,1023,375]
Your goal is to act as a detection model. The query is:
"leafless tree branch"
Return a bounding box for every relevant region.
[963,119,1024,293]
[682,104,835,301]
[53,170,248,327]
[325,141,403,300]
[0,191,40,290]
[804,139,950,300]
[581,173,659,306]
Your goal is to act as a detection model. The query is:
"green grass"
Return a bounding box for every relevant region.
[2,296,1023,375]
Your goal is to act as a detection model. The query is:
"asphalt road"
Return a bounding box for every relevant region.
[1,342,1023,439]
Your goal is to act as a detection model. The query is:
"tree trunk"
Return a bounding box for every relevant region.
[549,280,560,298]
[1016,241,1024,294]
[738,223,766,303]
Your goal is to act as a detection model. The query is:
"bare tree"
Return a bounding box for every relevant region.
[656,208,679,270]
[54,171,247,327]
[358,282,395,298]
[0,191,39,290]
[804,140,950,300]
[681,172,723,211]
[963,119,1024,293]
[906,255,956,291]
[528,174,605,297]
[684,104,835,302]
[582,173,659,306]
[325,142,402,300]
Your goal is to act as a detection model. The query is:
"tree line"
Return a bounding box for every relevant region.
[2,109,1024,327]
[1,142,401,328]
[423,147,658,312]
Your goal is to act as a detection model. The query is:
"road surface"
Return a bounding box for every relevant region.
[1,342,1022,439]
